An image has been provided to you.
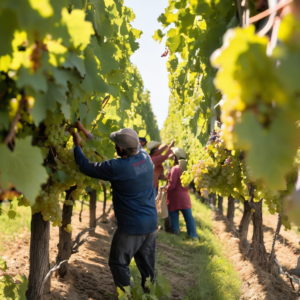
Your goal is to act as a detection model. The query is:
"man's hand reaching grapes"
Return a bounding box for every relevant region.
[69,128,82,147]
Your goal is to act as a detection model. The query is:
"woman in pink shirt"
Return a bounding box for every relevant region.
[148,140,175,196]
[166,148,198,238]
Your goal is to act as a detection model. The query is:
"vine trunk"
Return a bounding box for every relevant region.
[26,212,50,300]
[247,199,268,265]
[217,195,223,215]
[57,185,76,277]
[226,195,238,236]
[89,190,96,236]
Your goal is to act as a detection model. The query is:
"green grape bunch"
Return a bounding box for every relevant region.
[211,15,300,190]
[191,128,244,199]
[27,123,103,226]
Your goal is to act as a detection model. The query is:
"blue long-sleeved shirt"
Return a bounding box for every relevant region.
[74,146,157,234]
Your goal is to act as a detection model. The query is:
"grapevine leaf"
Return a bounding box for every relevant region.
[215,0,235,17]
[3,275,15,298]
[52,68,72,88]
[91,37,120,75]
[15,275,28,300]
[120,94,131,111]
[7,210,16,219]
[153,29,165,43]
[131,28,143,39]
[0,258,7,272]
[0,9,18,57]
[60,102,71,119]
[132,285,144,299]
[30,0,53,17]
[81,47,108,93]
[168,54,178,72]
[83,96,101,125]
[0,111,10,130]
[106,70,123,84]
[101,137,116,159]
[63,51,86,77]
[166,29,181,53]
[45,82,68,111]
[86,139,102,153]
[128,31,140,53]
[0,137,48,204]
[277,52,300,96]
[190,0,211,15]
[17,67,47,93]
[178,8,195,32]
[107,83,121,98]
[62,8,95,50]
[79,103,88,122]
[120,18,129,36]
[30,92,48,126]
[99,18,114,38]
[235,111,297,190]
[96,119,113,134]
[124,286,131,294]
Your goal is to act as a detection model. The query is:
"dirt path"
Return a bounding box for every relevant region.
[212,207,300,300]
[2,202,195,299]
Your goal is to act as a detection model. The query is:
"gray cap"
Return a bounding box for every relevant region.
[110,128,139,150]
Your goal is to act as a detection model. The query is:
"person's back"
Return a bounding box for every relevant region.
[109,148,157,234]
[72,126,158,293]
[167,165,191,211]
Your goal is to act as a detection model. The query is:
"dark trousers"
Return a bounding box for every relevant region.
[109,229,157,289]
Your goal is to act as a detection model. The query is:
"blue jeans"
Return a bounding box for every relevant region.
[168,208,198,238]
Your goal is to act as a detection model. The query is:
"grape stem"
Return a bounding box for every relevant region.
[4,93,27,147]
[49,145,56,158]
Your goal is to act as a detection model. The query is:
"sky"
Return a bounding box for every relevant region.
[123,0,170,129]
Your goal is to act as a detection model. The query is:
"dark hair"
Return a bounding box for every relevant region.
[115,144,138,157]
[123,148,138,157]
[150,148,158,157]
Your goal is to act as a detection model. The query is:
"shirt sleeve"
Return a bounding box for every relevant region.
[86,133,94,141]
[167,167,179,191]
[155,145,168,156]
[151,147,172,166]
[74,146,114,181]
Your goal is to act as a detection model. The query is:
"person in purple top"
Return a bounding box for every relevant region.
[72,124,157,292]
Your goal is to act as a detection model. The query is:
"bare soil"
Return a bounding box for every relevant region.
[1,202,194,300]
[213,206,300,300]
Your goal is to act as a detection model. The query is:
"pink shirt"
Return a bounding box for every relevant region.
[151,146,172,189]
[166,165,191,211]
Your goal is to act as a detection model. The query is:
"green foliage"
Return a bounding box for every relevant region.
[157,0,237,178]
[0,257,28,299]
[211,22,300,190]
[0,199,31,253]
[0,0,160,227]
[188,128,295,229]
[0,137,48,205]
[117,260,172,300]
[0,273,28,300]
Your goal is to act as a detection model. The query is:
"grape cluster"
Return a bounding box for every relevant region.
[192,129,244,198]
[190,128,294,229]
[31,184,63,226]
[180,171,194,187]
[28,124,102,226]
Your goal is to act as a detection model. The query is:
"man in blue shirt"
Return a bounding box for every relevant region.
[72,126,157,291]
